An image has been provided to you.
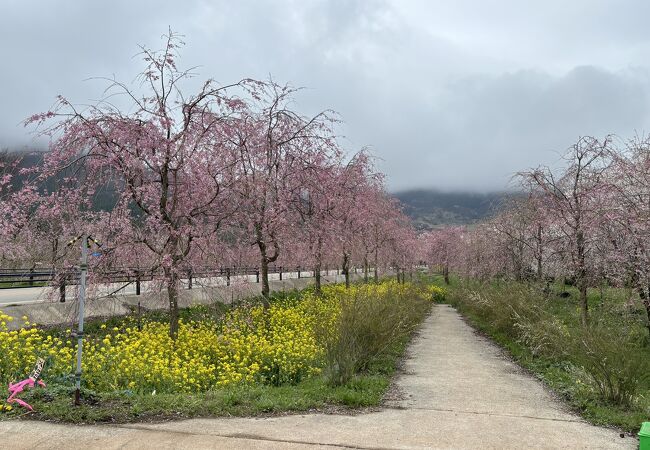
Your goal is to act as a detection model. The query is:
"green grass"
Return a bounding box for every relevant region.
[13,374,391,423]
[435,275,650,432]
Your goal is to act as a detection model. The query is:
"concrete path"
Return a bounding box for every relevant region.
[0,305,637,449]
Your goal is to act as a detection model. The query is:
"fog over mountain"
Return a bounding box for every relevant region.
[3,1,650,192]
[393,189,514,229]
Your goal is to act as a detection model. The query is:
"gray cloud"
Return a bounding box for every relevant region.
[2,0,650,191]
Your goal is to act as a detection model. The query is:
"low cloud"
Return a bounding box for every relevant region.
[2,0,649,191]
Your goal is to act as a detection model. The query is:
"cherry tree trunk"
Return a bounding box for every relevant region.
[363,254,369,282]
[373,248,379,283]
[443,264,450,285]
[576,230,589,326]
[314,261,322,295]
[342,252,350,288]
[536,224,543,281]
[314,237,323,295]
[260,256,271,308]
[164,267,180,339]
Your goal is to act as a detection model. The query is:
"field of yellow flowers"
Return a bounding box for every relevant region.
[0,280,442,421]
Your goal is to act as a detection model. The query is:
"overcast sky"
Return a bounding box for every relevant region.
[2,0,650,192]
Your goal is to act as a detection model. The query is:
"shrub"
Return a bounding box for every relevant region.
[322,281,431,385]
[563,321,650,407]
[0,280,431,394]
[428,285,447,303]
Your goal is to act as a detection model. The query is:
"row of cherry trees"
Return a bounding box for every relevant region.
[0,33,419,337]
[423,135,650,328]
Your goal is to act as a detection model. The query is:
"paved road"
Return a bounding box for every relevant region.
[0,270,324,306]
[0,286,49,305]
[0,305,636,449]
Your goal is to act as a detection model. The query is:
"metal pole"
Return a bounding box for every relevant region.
[74,235,88,405]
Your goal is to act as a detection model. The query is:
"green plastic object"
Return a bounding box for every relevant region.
[639,422,650,450]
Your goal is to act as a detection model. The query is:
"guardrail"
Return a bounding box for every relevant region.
[0,265,361,302]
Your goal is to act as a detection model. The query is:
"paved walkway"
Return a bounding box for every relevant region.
[0,305,637,449]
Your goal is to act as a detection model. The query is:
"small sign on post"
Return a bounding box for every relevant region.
[6,357,46,411]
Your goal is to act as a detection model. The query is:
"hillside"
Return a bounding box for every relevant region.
[393,189,512,230]
[4,150,509,231]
